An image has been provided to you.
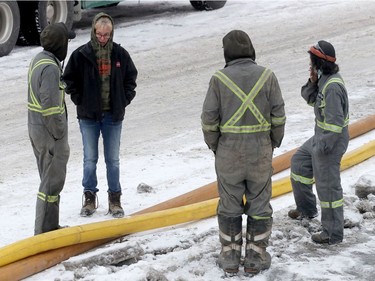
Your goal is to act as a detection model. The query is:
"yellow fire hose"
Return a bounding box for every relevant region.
[0,139,374,280]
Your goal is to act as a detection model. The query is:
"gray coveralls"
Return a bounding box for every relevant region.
[291,73,349,244]
[202,58,285,219]
[202,56,285,271]
[28,51,70,235]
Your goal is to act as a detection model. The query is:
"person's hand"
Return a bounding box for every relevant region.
[309,66,318,83]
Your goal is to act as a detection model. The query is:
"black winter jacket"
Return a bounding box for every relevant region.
[63,42,138,121]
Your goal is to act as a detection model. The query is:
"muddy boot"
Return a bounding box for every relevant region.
[108,191,124,218]
[244,217,272,274]
[217,214,242,273]
[288,209,318,220]
[80,191,97,217]
[288,209,302,219]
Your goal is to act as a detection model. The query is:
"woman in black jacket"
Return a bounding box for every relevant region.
[63,13,138,218]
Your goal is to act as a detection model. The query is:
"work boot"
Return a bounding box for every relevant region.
[108,191,124,218]
[244,217,272,274]
[217,214,243,273]
[312,231,344,245]
[288,209,317,220]
[311,233,330,244]
[80,191,97,217]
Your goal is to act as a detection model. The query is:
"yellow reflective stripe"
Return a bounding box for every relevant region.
[271,116,286,126]
[228,69,272,126]
[322,78,345,95]
[220,124,271,133]
[216,69,271,126]
[318,77,348,133]
[213,69,272,134]
[201,120,220,132]
[317,120,342,133]
[28,59,58,109]
[317,116,349,133]
[37,192,59,203]
[320,198,343,209]
[291,172,315,185]
[28,58,65,116]
[214,71,247,101]
[28,104,66,116]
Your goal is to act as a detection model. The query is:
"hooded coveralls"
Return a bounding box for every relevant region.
[201,30,285,272]
[291,73,349,244]
[28,53,69,235]
[28,23,71,235]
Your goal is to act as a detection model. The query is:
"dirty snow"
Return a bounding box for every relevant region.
[0,0,375,280]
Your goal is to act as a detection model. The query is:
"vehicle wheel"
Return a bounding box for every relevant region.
[190,1,227,11]
[18,0,74,46]
[0,1,20,57]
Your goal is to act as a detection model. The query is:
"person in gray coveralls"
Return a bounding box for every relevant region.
[28,23,75,235]
[201,30,286,274]
[288,40,349,245]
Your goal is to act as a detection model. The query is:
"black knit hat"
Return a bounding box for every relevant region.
[309,40,336,62]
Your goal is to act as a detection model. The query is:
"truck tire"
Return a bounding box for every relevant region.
[18,0,74,46]
[190,1,227,11]
[0,1,20,57]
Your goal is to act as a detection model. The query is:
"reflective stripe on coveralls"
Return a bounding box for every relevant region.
[316,77,349,133]
[28,59,66,116]
[37,192,59,203]
[245,230,271,253]
[220,230,242,252]
[213,68,276,134]
[320,198,344,209]
[290,172,314,185]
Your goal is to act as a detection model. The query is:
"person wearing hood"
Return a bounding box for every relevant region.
[201,30,286,274]
[27,22,75,235]
[288,41,349,245]
[63,13,138,218]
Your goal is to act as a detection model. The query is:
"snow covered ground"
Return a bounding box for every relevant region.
[0,0,375,280]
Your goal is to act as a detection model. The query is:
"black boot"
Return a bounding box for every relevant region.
[244,217,272,274]
[217,214,243,273]
[108,191,124,218]
[80,191,97,217]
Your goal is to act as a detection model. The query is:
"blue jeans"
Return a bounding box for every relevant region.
[79,112,122,193]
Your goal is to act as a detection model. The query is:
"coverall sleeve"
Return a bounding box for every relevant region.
[201,76,221,152]
[40,65,66,140]
[301,79,319,106]
[269,73,286,148]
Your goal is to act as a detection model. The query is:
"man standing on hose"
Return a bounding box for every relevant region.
[288,40,349,245]
[201,30,286,274]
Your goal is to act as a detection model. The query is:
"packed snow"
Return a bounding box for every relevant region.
[0,1,375,280]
